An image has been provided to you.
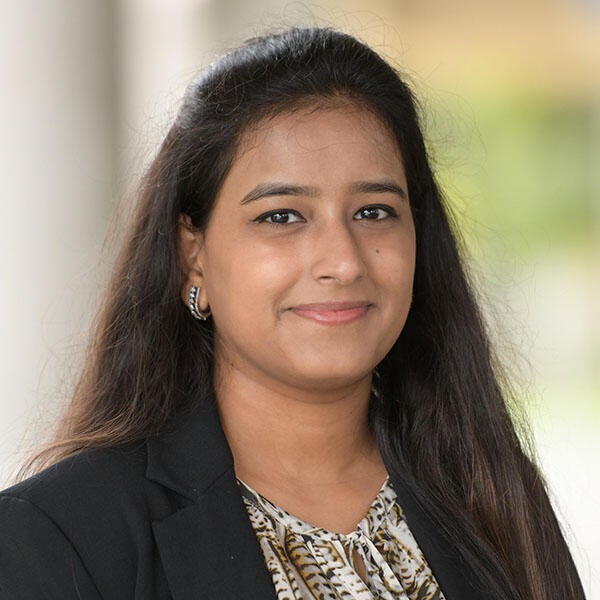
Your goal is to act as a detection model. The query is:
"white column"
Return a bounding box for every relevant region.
[0,0,115,484]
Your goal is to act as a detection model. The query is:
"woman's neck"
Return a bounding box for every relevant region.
[214,361,387,533]
[214,361,385,490]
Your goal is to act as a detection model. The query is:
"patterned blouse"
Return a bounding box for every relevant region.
[238,477,445,600]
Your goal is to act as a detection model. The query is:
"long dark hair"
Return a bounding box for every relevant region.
[29,27,583,599]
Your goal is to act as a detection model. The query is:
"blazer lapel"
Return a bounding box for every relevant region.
[146,396,276,600]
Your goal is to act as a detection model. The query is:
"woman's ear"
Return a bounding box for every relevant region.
[177,214,209,311]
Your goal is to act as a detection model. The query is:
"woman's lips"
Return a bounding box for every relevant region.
[289,302,371,325]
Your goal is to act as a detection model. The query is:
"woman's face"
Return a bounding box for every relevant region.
[191,103,416,393]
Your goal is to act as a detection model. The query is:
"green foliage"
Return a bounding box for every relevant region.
[430,91,597,260]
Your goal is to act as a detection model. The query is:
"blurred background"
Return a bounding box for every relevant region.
[1,0,598,595]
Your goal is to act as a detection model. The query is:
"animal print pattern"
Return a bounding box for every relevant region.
[238,477,445,600]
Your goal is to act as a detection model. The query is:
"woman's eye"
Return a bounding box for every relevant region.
[354,205,397,220]
[253,209,305,225]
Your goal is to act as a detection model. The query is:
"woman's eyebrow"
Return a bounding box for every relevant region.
[349,180,408,200]
[240,183,317,205]
[240,179,407,205]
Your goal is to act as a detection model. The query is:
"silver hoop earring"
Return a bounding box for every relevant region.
[188,285,211,321]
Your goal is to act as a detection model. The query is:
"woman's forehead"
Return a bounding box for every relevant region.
[232,101,404,171]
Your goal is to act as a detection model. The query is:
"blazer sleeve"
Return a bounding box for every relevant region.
[0,494,102,600]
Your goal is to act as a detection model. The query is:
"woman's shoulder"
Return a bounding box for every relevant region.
[0,400,229,597]
[1,443,148,512]
[0,396,227,524]
[0,444,169,599]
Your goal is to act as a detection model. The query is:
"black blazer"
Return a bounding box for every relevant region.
[0,397,493,599]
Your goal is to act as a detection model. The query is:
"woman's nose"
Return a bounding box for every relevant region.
[310,220,367,284]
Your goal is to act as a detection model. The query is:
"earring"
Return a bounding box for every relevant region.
[188,285,211,321]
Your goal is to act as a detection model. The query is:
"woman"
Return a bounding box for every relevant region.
[0,27,584,600]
